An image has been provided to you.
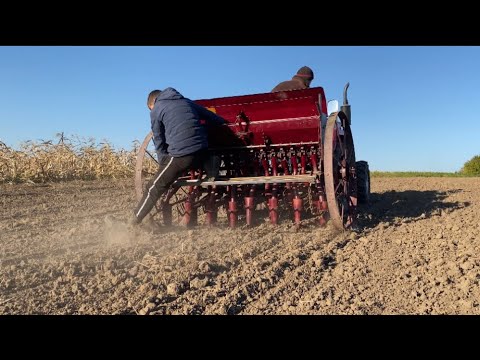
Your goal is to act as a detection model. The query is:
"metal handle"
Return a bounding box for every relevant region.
[343,82,350,105]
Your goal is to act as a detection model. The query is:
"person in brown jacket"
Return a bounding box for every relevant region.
[271,66,315,92]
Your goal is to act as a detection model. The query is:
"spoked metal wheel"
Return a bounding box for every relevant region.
[134,131,196,226]
[135,131,157,201]
[323,112,358,230]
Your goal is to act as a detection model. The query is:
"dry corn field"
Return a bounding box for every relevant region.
[1,140,480,314]
[0,135,141,183]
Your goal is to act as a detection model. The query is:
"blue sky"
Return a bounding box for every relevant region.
[0,46,478,172]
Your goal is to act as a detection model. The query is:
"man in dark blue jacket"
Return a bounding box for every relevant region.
[132,88,226,225]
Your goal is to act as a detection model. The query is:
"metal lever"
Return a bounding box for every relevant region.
[343,82,350,105]
[341,82,351,125]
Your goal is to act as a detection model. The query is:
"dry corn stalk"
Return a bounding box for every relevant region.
[0,135,139,183]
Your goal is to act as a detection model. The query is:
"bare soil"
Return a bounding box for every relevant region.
[1,177,479,314]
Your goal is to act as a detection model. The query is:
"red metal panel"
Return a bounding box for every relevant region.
[195,87,327,148]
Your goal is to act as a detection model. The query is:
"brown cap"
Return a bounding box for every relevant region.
[295,66,314,80]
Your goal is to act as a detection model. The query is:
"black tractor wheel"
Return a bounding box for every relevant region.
[356,160,370,204]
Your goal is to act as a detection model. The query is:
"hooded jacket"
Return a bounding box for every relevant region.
[271,76,310,92]
[271,66,314,92]
[150,88,226,160]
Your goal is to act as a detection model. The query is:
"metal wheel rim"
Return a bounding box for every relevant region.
[323,112,357,229]
[135,131,155,201]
